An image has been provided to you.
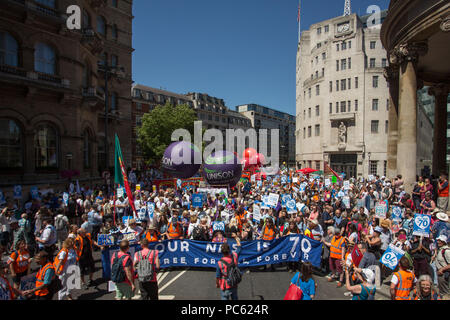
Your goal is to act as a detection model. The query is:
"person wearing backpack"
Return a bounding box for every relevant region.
[54,209,69,250]
[133,238,160,300]
[216,233,241,300]
[110,240,135,300]
[345,267,376,300]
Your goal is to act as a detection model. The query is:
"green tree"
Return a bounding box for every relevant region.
[137,102,198,164]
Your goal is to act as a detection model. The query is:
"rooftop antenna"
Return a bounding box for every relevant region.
[344,0,351,16]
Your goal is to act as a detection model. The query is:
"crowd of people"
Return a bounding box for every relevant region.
[0,168,449,301]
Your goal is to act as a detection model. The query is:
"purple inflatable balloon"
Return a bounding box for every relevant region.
[161,141,201,179]
[202,150,242,187]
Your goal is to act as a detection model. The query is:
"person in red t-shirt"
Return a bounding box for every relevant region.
[133,238,160,300]
[111,240,135,300]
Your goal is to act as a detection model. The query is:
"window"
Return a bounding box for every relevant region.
[315,125,320,136]
[35,0,55,7]
[112,0,118,8]
[303,127,306,139]
[373,76,379,88]
[336,80,339,91]
[329,81,333,93]
[34,124,58,168]
[336,60,339,71]
[82,10,91,29]
[341,79,346,91]
[341,59,346,70]
[99,52,107,67]
[136,102,142,110]
[329,103,332,114]
[347,100,351,112]
[308,108,311,118]
[317,43,321,49]
[370,41,376,49]
[384,161,387,176]
[336,44,340,51]
[370,58,376,68]
[342,42,347,50]
[111,92,118,111]
[0,32,19,67]
[111,24,118,40]
[97,16,106,36]
[348,41,351,49]
[83,130,91,168]
[315,105,320,116]
[315,161,320,170]
[386,99,390,111]
[316,85,320,96]
[82,62,90,88]
[34,43,56,75]
[348,78,351,90]
[348,58,351,69]
[336,102,339,113]
[308,88,311,99]
[317,27,322,35]
[355,77,359,89]
[322,52,326,60]
[385,120,389,134]
[111,54,118,67]
[315,56,318,64]
[370,161,378,175]
[322,68,325,77]
[372,99,379,111]
[308,126,311,137]
[371,120,379,133]
[382,58,387,68]
[355,100,358,111]
[315,71,318,78]
[340,101,346,113]
[324,25,329,33]
[0,119,22,168]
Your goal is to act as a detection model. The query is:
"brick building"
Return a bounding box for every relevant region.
[0,0,134,193]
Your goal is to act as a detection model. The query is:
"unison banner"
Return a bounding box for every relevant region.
[101,234,322,279]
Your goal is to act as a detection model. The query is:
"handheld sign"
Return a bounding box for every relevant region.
[380,244,405,271]
[30,186,39,200]
[212,221,225,233]
[176,179,182,188]
[343,180,350,190]
[325,179,331,187]
[97,234,114,246]
[342,196,350,209]
[137,207,147,221]
[0,190,5,205]
[261,195,270,209]
[281,194,291,208]
[117,187,124,198]
[136,184,141,192]
[267,193,280,208]
[147,202,155,220]
[391,206,403,222]
[281,176,287,184]
[413,214,431,237]
[286,199,297,214]
[63,192,69,207]
[192,193,204,208]
[122,216,133,226]
[375,201,388,219]
[253,204,261,222]
[13,185,22,200]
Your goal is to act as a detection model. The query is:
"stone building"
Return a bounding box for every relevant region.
[381,0,450,192]
[0,0,134,192]
[236,104,296,167]
[296,12,391,177]
[131,84,194,169]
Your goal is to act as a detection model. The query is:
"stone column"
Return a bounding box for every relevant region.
[384,65,400,180]
[429,84,449,176]
[390,42,428,193]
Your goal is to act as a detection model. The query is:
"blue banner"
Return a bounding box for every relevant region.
[101,235,322,279]
[413,214,431,237]
[13,185,22,200]
[192,193,204,208]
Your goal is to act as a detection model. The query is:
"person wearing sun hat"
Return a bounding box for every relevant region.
[434,234,450,296]
[431,211,450,241]
[345,267,376,300]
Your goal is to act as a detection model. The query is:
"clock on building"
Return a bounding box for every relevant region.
[337,22,350,33]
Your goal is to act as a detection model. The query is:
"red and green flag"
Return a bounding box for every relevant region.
[114,134,137,217]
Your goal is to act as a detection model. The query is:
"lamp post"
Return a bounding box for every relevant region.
[98,60,125,171]
[368,152,372,176]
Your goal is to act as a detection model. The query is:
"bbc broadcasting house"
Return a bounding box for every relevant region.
[295,10,433,180]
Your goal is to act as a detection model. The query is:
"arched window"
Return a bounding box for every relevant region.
[97,16,106,36]
[83,130,91,168]
[34,42,56,74]
[34,124,58,168]
[0,31,19,67]
[0,119,22,169]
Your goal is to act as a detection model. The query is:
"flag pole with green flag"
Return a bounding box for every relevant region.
[114,133,137,220]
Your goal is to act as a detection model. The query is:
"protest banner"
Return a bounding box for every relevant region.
[380,244,405,271]
[192,193,204,208]
[13,185,22,200]
[391,206,403,222]
[413,214,431,237]
[267,193,280,208]
[19,273,37,300]
[286,198,297,214]
[253,204,261,222]
[97,234,115,246]
[375,201,388,219]
[101,235,322,279]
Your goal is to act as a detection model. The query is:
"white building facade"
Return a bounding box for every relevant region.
[296,13,392,178]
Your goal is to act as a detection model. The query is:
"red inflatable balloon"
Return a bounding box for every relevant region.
[256,153,265,166]
[243,148,257,161]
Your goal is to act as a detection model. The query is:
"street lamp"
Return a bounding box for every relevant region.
[368,152,372,176]
[97,60,125,171]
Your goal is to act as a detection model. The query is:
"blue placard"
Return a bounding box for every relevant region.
[0,190,5,205]
[97,234,114,246]
[63,192,69,206]
[380,244,405,270]
[212,221,225,233]
[147,202,155,220]
[286,198,297,213]
[413,214,431,237]
[281,194,291,207]
[261,195,270,209]
[177,179,182,188]
[122,216,133,226]
[391,206,403,222]
[30,186,39,200]
[281,176,287,184]
[101,235,322,279]
[192,193,204,208]
[13,185,22,200]
[138,207,147,221]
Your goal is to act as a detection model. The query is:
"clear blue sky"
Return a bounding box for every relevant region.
[132,0,390,116]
